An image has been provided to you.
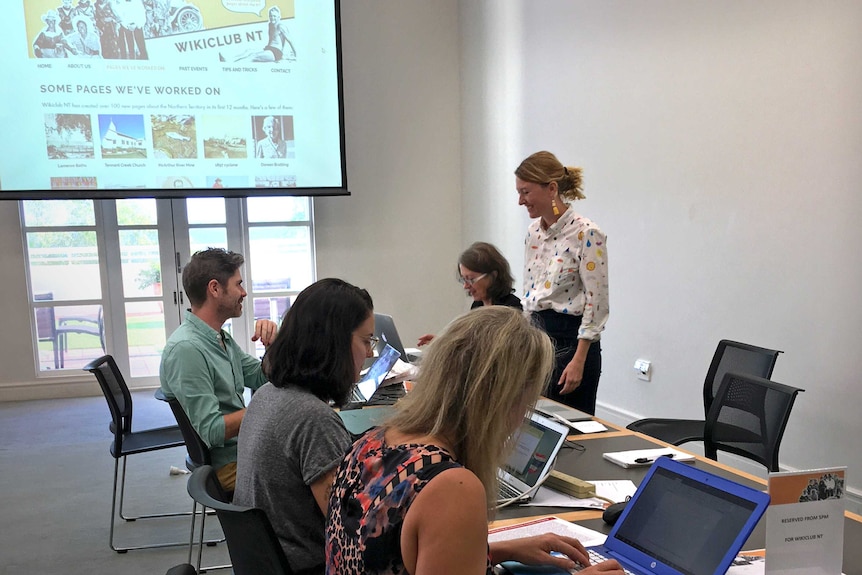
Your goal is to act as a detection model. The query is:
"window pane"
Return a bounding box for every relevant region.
[126,301,166,378]
[27,232,101,300]
[119,230,161,297]
[36,304,104,372]
[189,227,228,254]
[249,226,312,292]
[187,197,226,224]
[247,196,309,223]
[117,199,158,226]
[22,199,95,227]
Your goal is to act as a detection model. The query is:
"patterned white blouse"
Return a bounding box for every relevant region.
[523,208,609,341]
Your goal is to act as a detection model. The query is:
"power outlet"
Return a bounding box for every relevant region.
[634,359,651,381]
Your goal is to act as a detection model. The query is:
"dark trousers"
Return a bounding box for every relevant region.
[533,310,602,415]
[120,26,147,59]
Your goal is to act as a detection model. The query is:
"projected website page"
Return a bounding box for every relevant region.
[1,0,344,196]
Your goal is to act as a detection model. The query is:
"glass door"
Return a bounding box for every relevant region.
[23,195,315,385]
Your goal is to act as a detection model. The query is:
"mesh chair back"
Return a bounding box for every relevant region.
[187,466,293,575]
[703,340,782,415]
[166,397,212,467]
[85,355,133,455]
[704,372,803,472]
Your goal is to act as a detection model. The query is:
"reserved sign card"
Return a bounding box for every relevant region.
[766,467,846,575]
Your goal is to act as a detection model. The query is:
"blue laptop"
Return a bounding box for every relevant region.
[500,456,770,575]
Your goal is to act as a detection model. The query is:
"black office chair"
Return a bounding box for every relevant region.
[156,389,228,572]
[185,465,294,575]
[627,340,782,446]
[83,355,189,552]
[704,372,803,472]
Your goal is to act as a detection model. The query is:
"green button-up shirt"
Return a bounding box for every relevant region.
[160,311,267,469]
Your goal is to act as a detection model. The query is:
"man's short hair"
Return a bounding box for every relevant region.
[182,248,244,307]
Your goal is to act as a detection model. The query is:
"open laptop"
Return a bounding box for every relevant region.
[535,398,593,423]
[346,343,401,407]
[373,313,410,363]
[497,411,569,504]
[501,456,770,575]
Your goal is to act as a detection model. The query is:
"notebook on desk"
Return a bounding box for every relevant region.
[500,456,770,575]
[496,411,569,504]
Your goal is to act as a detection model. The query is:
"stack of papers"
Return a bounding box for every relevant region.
[602,447,695,468]
[524,480,638,509]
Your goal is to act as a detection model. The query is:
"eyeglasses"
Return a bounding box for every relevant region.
[459,273,487,286]
[360,335,380,350]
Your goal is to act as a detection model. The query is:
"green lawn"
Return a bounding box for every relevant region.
[38,314,165,352]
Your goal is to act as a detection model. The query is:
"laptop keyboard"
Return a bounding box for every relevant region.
[572,550,635,575]
[497,481,523,502]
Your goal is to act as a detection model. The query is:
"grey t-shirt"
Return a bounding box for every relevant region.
[234,383,352,573]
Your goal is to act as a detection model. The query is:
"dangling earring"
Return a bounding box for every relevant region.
[552,198,560,216]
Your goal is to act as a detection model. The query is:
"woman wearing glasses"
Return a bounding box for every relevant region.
[418,242,520,346]
[516,151,609,415]
[234,278,375,574]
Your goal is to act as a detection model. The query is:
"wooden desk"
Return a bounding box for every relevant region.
[494,418,862,574]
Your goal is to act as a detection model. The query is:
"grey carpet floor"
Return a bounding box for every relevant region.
[0,392,230,575]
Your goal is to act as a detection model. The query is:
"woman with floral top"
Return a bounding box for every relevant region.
[516,151,609,414]
[325,306,622,575]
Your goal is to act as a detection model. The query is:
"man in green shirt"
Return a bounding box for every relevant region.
[160,248,278,491]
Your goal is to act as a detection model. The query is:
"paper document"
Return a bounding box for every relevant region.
[524,480,637,509]
[380,359,416,386]
[602,447,695,468]
[570,421,607,434]
[488,516,606,548]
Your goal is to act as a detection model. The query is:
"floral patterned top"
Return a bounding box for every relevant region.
[325,428,493,575]
[523,208,609,341]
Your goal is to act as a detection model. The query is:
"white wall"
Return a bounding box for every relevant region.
[316,0,466,339]
[459,0,862,499]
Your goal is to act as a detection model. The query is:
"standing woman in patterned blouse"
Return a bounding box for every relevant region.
[516,151,609,415]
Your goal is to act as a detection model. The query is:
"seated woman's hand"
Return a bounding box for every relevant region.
[417,334,435,346]
[490,534,624,574]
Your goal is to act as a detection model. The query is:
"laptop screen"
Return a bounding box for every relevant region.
[501,412,567,489]
[355,343,400,402]
[609,459,767,575]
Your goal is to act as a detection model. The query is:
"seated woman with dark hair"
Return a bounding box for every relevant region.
[234,278,375,575]
[326,306,623,575]
[418,241,520,346]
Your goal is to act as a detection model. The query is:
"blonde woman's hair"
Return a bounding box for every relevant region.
[386,306,554,512]
[515,150,585,203]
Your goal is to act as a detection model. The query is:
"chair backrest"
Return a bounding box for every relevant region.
[187,466,294,575]
[34,292,56,342]
[83,355,132,456]
[703,340,782,415]
[704,372,803,472]
[165,395,212,468]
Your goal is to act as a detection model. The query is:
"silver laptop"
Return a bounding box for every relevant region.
[500,456,770,575]
[373,313,410,363]
[496,410,569,504]
[535,398,593,423]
